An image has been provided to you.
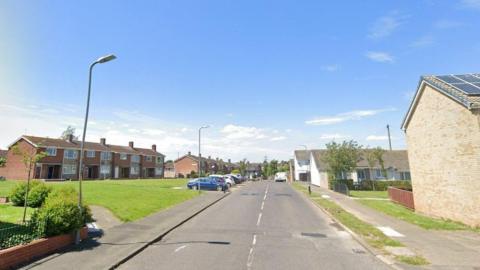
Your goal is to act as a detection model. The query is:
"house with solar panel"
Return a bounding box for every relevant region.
[402,73,480,227]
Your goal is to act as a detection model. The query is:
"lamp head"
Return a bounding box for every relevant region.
[96,54,117,64]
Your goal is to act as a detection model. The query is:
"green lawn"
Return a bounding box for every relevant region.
[349,190,388,199]
[0,180,19,197]
[358,199,474,231]
[0,179,198,222]
[0,204,34,224]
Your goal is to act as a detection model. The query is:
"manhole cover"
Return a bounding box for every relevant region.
[301,232,327,238]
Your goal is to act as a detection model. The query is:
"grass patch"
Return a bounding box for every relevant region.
[358,199,474,231]
[0,204,34,224]
[0,180,19,197]
[1,179,198,222]
[292,183,402,250]
[349,191,388,199]
[395,255,429,266]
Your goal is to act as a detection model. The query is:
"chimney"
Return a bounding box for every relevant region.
[208,155,211,160]
[188,151,191,155]
[129,141,134,148]
[152,144,157,151]
[67,134,73,143]
[100,138,106,145]
[228,159,231,163]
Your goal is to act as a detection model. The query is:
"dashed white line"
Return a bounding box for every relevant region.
[261,201,265,210]
[174,245,187,253]
[247,247,255,268]
[256,213,262,226]
[252,234,257,245]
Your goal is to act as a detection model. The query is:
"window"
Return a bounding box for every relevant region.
[375,169,385,179]
[356,170,366,181]
[62,164,76,175]
[146,156,153,162]
[120,153,127,160]
[130,165,139,174]
[400,172,411,180]
[86,150,95,158]
[100,165,111,174]
[64,149,78,160]
[46,147,57,156]
[101,152,112,160]
[156,156,163,164]
[155,167,163,175]
[131,155,140,163]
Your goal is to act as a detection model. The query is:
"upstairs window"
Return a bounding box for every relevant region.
[120,153,128,160]
[46,147,57,156]
[131,155,140,163]
[146,156,153,162]
[101,152,112,161]
[86,150,95,158]
[64,149,78,160]
[156,156,163,164]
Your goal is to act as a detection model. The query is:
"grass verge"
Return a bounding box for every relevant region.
[357,199,476,231]
[1,179,197,222]
[292,183,429,266]
[349,191,388,199]
[0,204,34,224]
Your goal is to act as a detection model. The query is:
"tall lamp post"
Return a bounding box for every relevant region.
[198,125,209,177]
[76,54,116,244]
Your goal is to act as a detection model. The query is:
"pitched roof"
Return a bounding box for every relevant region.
[402,74,480,130]
[294,150,310,161]
[15,135,164,156]
[311,149,410,172]
[164,161,174,169]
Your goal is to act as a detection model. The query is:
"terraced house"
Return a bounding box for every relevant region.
[0,135,165,180]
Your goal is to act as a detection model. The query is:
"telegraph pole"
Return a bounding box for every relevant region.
[387,124,392,151]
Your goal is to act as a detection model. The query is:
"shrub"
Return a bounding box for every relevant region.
[10,181,52,207]
[32,187,92,237]
[358,180,412,191]
[329,179,354,190]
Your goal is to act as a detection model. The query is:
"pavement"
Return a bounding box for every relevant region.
[118,180,390,270]
[20,190,229,270]
[300,182,480,270]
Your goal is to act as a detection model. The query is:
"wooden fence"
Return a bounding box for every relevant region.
[388,186,414,209]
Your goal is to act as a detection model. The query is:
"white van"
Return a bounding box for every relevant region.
[274,172,288,182]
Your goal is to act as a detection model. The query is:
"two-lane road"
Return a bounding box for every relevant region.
[118,181,390,270]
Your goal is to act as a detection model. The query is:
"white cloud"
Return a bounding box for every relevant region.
[461,0,480,10]
[221,124,267,140]
[142,128,165,136]
[305,108,396,126]
[270,136,286,141]
[366,135,393,141]
[319,134,349,140]
[366,51,394,63]
[321,64,340,72]
[410,35,434,48]
[368,12,406,39]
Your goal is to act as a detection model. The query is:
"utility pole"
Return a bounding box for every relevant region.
[387,124,392,151]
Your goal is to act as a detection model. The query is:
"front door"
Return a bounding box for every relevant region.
[47,166,54,179]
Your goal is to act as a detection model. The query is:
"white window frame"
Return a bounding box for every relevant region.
[131,155,140,163]
[46,147,57,156]
[120,153,128,160]
[86,150,95,158]
[146,156,153,162]
[101,152,112,161]
[64,149,78,160]
[156,156,163,164]
[100,164,111,174]
[130,165,139,175]
[62,164,76,175]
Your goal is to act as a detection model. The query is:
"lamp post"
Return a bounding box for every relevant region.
[198,125,209,178]
[76,54,116,244]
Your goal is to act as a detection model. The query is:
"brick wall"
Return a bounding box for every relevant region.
[406,85,480,226]
[0,139,37,180]
[175,156,198,177]
[388,187,414,209]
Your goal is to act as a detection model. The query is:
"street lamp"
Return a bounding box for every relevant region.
[76,54,116,244]
[198,125,209,178]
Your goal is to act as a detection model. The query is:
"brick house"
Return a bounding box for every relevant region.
[0,135,165,180]
[173,152,236,178]
[402,73,480,227]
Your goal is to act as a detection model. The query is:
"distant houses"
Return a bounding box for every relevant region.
[173,152,239,178]
[402,73,480,227]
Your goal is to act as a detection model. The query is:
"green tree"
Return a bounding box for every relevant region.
[268,160,278,176]
[60,126,78,140]
[323,140,362,180]
[0,157,6,167]
[12,144,48,222]
[239,159,247,176]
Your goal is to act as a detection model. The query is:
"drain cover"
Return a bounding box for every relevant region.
[301,232,327,238]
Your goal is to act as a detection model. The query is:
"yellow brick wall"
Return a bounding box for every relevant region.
[406,84,480,227]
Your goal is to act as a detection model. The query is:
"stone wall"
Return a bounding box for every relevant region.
[405,84,480,226]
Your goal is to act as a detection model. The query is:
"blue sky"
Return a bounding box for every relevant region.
[1,0,480,161]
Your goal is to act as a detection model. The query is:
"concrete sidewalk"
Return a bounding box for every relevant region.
[300,183,480,270]
[21,191,229,270]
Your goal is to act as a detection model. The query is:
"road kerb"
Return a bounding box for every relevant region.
[291,186,404,270]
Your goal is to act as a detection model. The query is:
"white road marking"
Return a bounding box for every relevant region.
[252,234,257,245]
[246,247,255,269]
[261,201,265,210]
[174,245,187,253]
[377,226,404,237]
[256,213,262,226]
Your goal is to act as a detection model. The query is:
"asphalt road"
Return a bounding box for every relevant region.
[118,181,390,270]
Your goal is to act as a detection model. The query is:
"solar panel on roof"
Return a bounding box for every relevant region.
[435,75,464,84]
[449,83,480,94]
[454,74,480,83]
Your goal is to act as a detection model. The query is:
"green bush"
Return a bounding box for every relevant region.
[32,187,92,237]
[329,179,354,190]
[358,180,412,191]
[10,181,52,207]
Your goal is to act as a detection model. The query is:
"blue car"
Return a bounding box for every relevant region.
[187,177,223,191]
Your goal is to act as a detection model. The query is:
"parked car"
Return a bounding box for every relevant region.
[274,172,287,182]
[210,174,235,187]
[225,174,241,184]
[187,177,223,191]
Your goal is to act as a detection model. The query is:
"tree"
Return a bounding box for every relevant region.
[60,126,78,140]
[239,159,247,176]
[12,144,47,222]
[323,140,362,180]
[0,157,6,167]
